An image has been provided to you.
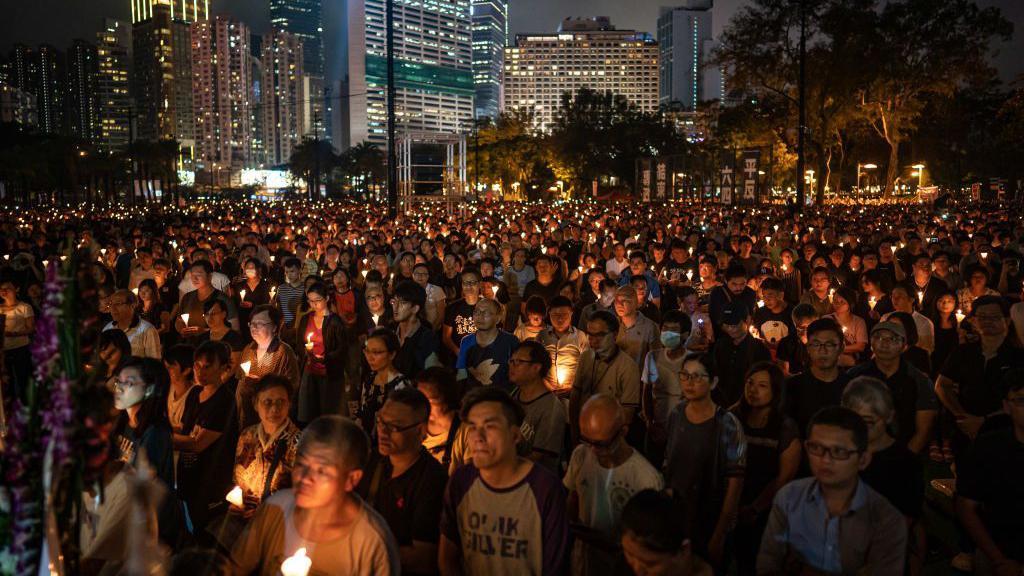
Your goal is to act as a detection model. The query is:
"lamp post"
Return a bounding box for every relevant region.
[856,163,876,195]
[912,163,925,189]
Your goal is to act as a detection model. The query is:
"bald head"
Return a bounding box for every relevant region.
[580,393,626,444]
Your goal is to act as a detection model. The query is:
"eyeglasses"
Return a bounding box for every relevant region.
[508,357,537,367]
[807,341,840,351]
[587,330,611,338]
[462,280,480,287]
[375,416,424,435]
[805,441,861,461]
[293,459,339,483]
[679,371,710,382]
[259,398,288,410]
[249,321,275,329]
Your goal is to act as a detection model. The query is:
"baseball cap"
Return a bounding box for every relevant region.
[870,320,906,341]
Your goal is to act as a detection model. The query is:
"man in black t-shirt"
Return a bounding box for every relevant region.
[442,270,481,360]
[776,303,819,376]
[784,317,850,435]
[360,388,448,576]
[956,368,1024,572]
[752,277,794,352]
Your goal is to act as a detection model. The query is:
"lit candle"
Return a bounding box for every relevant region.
[361,270,368,279]
[226,486,244,508]
[765,236,771,244]
[281,548,311,576]
[749,325,761,339]
[132,288,139,296]
[240,361,252,376]
[757,300,765,308]
[181,313,190,326]
[917,290,924,303]
[305,333,314,351]
[270,286,277,299]
[556,366,569,389]
[955,309,965,323]
[868,295,877,310]
[686,270,693,281]
[980,251,988,259]
[829,288,835,301]
[240,289,247,301]
[781,263,788,272]
[371,313,380,325]
[491,285,499,297]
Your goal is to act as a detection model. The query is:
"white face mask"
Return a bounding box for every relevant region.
[660,330,682,349]
[115,383,151,410]
[245,269,258,279]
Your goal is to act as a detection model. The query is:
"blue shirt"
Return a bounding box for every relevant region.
[616,269,662,300]
[456,330,520,391]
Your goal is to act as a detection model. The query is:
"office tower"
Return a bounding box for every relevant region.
[5,44,64,134]
[471,0,507,119]
[503,17,659,132]
[7,44,33,92]
[192,16,256,173]
[658,1,720,110]
[250,34,265,164]
[131,0,208,24]
[67,39,100,142]
[133,1,196,156]
[269,0,324,77]
[343,0,474,148]
[260,30,305,166]
[95,19,132,151]
[0,84,37,127]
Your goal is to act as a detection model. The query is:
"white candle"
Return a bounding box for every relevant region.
[372,313,380,325]
[240,289,247,301]
[225,486,244,507]
[491,285,499,297]
[240,361,252,376]
[917,291,924,303]
[757,300,765,308]
[361,270,368,279]
[686,270,693,281]
[305,333,314,351]
[281,547,312,576]
[955,309,965,323]
[868,296,877,310]
[181,313,190,326]
[828,288,835,301]
[556,366,569,389]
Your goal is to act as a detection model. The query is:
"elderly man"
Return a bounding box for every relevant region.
[104,289,161,359]
[570,311,642,444]
[565,394,663,576]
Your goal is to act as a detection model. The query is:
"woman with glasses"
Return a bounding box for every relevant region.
[296,282,347,424]
[359,285,392,334]
[663,352,746,571]
[842,376,925,575]
[353,328,410,435]
[237,305,300,430]
[729,362,801,575]
[232,374,301,518]
[230,415,400,575]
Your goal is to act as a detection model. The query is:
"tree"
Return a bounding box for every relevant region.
[337,141,385,199]
[468,110,551,198]
[288,138,336,200]
[858,0,1011,195]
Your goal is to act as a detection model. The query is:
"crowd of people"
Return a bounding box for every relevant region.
[1,198,1023,575]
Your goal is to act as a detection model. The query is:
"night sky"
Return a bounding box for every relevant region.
[3,0,1021,87]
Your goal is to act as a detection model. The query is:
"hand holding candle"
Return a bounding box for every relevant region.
[305,333,314,351]
[226,486,244,508]
[240,361,252,376]
[955,309,965,324]
[281,547,312,576]
[181,313,190,326]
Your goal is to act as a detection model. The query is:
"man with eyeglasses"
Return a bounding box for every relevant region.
[412,262,446,330]
[847,321,938,453]
[956,368,1024,575]
[565,394,662,576]
[456,297,519,391]
[784,318,851,436]
[359,388,448,576]
[442,269,482,361]
[104,288,161,359]
[936,295,1024,453]
[758,406,906,576]
[509,340,566,475]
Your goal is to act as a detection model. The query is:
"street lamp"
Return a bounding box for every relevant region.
[912,163,925,188]
[856,163,876,193]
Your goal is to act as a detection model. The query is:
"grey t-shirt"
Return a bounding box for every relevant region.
[514,388,567,476]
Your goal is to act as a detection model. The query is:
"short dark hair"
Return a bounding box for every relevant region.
[971,294,1008,317]
[194,340,231,366]
[806,317,843,342]
[682,351,718,381]
[724,263,748,280]
[393,280,426,310]
[620,489,688,553]
[588,309,620,333]
[808,406,868,453]
[515,340,552,375]
[367,327,401,353]
[254,373,292,399]
[460,386,525,427]
[414,367,461,411]
[202,296,227,314]
[387,386,431,422]
[99,329,132,358]
[164,344,196,370]
[547,295,573,311]
[189,259,214,275]
[661,309,692,334]
[760,277,784,293]
[792,303,819,322]
[284,257,302,269]
[524,295,548,316]
[299,415,369,470]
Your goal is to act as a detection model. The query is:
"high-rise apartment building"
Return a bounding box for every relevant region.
[269,0,324,77]
[133,1,196,157]
[503,17,659,132]
[343,0,474,148]
[260,30,305,166]
[192,16,256,172]
[131,0,208,24]
[67,39,100,142]
[34,45,65,134]
[471,0,507,119]
[658,1,721,110]
[95,19,132,151]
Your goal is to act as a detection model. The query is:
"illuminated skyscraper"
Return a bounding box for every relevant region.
[343,0,474,148]
[260,30,305,166]
[192,16,256,173]
[95,19,132,150]
[471,0,507,119]
[269,0,324,77]
[133,1,196,161]
[67,39,100,141]
[504,18,659,132]
[658,1,721,110]
[131,0,208,24]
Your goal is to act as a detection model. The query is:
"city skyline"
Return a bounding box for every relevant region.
[3,0,1022,87]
